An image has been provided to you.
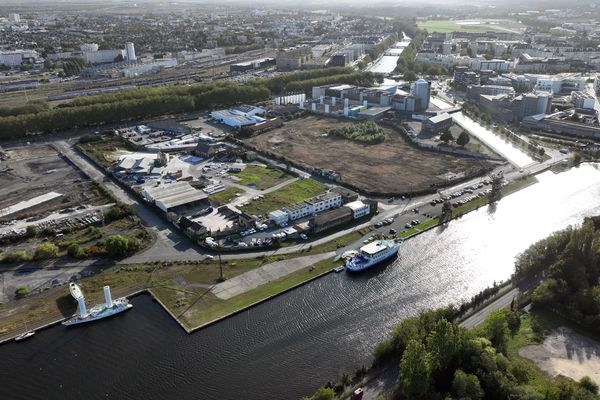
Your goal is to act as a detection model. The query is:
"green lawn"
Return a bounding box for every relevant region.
[239,179,327,216]
[208,187,244,206]
[418,19,508,33]
[172,257,340,329]
[398,218,439,238]
[231,165,295,190]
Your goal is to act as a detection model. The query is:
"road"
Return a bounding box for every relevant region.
[459,287,519,329]
[53,140,208,263]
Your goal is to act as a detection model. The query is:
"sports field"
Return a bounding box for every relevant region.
[418,19,520,34]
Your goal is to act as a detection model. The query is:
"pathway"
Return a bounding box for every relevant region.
[211,251,335,299]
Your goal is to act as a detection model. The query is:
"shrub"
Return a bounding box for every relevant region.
[67,243,86,259]
[34,243,59,260]
[15,286,29,299]
[3,250,31,263]
[104,235,129,257]
[328,120,385,144]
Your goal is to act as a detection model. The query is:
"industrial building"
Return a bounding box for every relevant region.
[142,181,208,213]
[276,46,312,71]
[230,58,274,73]
[411,79,431,112]
[423,113,453,134]
[210,105,266,128]
[571,91,596,109]
[0,50,40,66]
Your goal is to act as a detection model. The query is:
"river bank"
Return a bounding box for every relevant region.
[2,164,600,400]
[0,172,537,341]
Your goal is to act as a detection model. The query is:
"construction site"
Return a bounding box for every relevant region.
[0,143,107,223]
[246,115,494,194]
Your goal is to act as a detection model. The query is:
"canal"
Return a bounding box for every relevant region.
[2,165,600,400]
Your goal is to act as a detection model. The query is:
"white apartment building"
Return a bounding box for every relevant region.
[345,200,370,219]
[283,192,343,221]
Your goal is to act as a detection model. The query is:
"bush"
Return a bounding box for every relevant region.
[25,225,38,238]
[34,243,59,260]
[15,286,29,299]
[67,243,86,259]
[104,235,130,257]
[328,121,385,144]
[3,250,31,263]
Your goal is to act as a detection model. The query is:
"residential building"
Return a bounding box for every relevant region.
[283,192,343,221]
[269,210,289,226]
[470,58,512,72]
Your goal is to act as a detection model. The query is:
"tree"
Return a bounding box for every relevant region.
[399,339,432,399]
[34,243,59,260]
[452,369,484,400]
[457,131,470,147]
[580,376,599,394]
[440,130,454,144]
[309,387,335,400]
[404,71,417,82]
[67,243,85,259]
[483,309,510,354]
[104,235,129,257]
[427,319,463,376]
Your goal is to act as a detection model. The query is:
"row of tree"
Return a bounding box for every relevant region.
[0,68,381,139]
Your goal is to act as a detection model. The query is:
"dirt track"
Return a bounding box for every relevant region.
[519,326,600,385]
[247,115,492,194]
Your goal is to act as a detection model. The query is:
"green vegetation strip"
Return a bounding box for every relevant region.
[208,187,244,206]
[230,165,294,190]
[239,179,327,216]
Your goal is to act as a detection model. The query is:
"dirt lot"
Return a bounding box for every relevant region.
[246,116,493,194]
[519,326,600,385]
[0,143,106,221]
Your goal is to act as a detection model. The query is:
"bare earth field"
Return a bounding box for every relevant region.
[0,143,105,221]
[246,116,492,194]
[519,326,600,385]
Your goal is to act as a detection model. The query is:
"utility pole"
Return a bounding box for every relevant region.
[217,239,224,282]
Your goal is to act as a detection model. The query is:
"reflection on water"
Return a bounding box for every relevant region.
[1,165,600,400]
[452,112,535,168]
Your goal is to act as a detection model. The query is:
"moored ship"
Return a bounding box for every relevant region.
[345,239,400,272]
[63,284,132,326]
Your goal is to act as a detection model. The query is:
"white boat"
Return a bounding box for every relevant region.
[333,265,345,273]
[69,282,83,300]
[63,285,132,327]
[14,331,35,342]
[345,239,400,272]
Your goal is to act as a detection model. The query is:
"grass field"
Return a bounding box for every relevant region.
[239,179,327,216]
[418,19,512,33]
[231,165,295,190]
[208,187,244,206]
